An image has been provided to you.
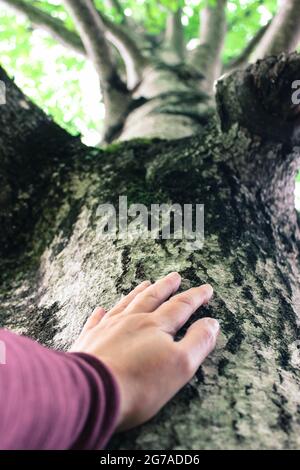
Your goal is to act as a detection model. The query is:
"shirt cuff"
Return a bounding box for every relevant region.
[67,352,121,449]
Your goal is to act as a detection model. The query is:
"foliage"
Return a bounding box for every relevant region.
[0,5,103,145]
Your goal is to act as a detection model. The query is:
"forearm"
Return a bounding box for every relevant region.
[0,329,120,449]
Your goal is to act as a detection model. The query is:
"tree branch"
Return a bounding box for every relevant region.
[99,12,148,88]
[0,0,85,56]
[224,21,271,72]
[1,0,146,89]
[190,0,227,93]
[62,0,131,140]
[164,8,185,62]
[251,0,300,61]
[62,0,118,82]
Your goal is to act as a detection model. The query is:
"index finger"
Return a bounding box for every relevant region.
[123,272,182,314]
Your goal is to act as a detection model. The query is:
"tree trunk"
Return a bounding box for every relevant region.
[1,53,300,450]
[117,62,211,141]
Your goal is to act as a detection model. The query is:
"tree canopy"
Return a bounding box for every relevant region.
[0,0,278,143]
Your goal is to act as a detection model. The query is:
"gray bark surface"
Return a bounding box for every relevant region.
[1,52,300,449]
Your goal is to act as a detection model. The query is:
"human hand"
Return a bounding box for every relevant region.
[70,272,219,431]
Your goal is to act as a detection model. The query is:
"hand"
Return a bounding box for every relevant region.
[70,272,220,431]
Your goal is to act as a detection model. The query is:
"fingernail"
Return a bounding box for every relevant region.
[168,272,181,281]
[98,307,105,313]
[202,284,213,301]
[205,318,220,335]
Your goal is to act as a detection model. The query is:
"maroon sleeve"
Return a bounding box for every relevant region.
[0,329,120,450]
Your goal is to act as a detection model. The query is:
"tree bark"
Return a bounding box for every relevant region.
[163,9,185,63]
[190,0,227,94]
[118,61,211,141]
[62,0,131,141]
[1,51,300,449]
[99,12,148,89]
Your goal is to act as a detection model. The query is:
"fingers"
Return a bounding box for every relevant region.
[177,317,220,377]
[154,284,213,334]
[82,306,106,332]
[106,280,151,317]
[124,272,181,314]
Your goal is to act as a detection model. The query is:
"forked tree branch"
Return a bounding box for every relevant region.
[99,12,148,88]
[190,0,227,93]
[251,0,300,61]
[1,0,146,89]
[0,0,85,55]
[63,0,146,89]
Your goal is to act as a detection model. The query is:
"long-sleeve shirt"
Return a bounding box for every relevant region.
[0,329,120,450]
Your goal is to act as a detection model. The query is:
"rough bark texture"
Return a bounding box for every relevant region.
[1,51,300,449]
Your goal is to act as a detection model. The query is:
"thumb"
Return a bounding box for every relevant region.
[82,306,106,332]
[178,317,220,376]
